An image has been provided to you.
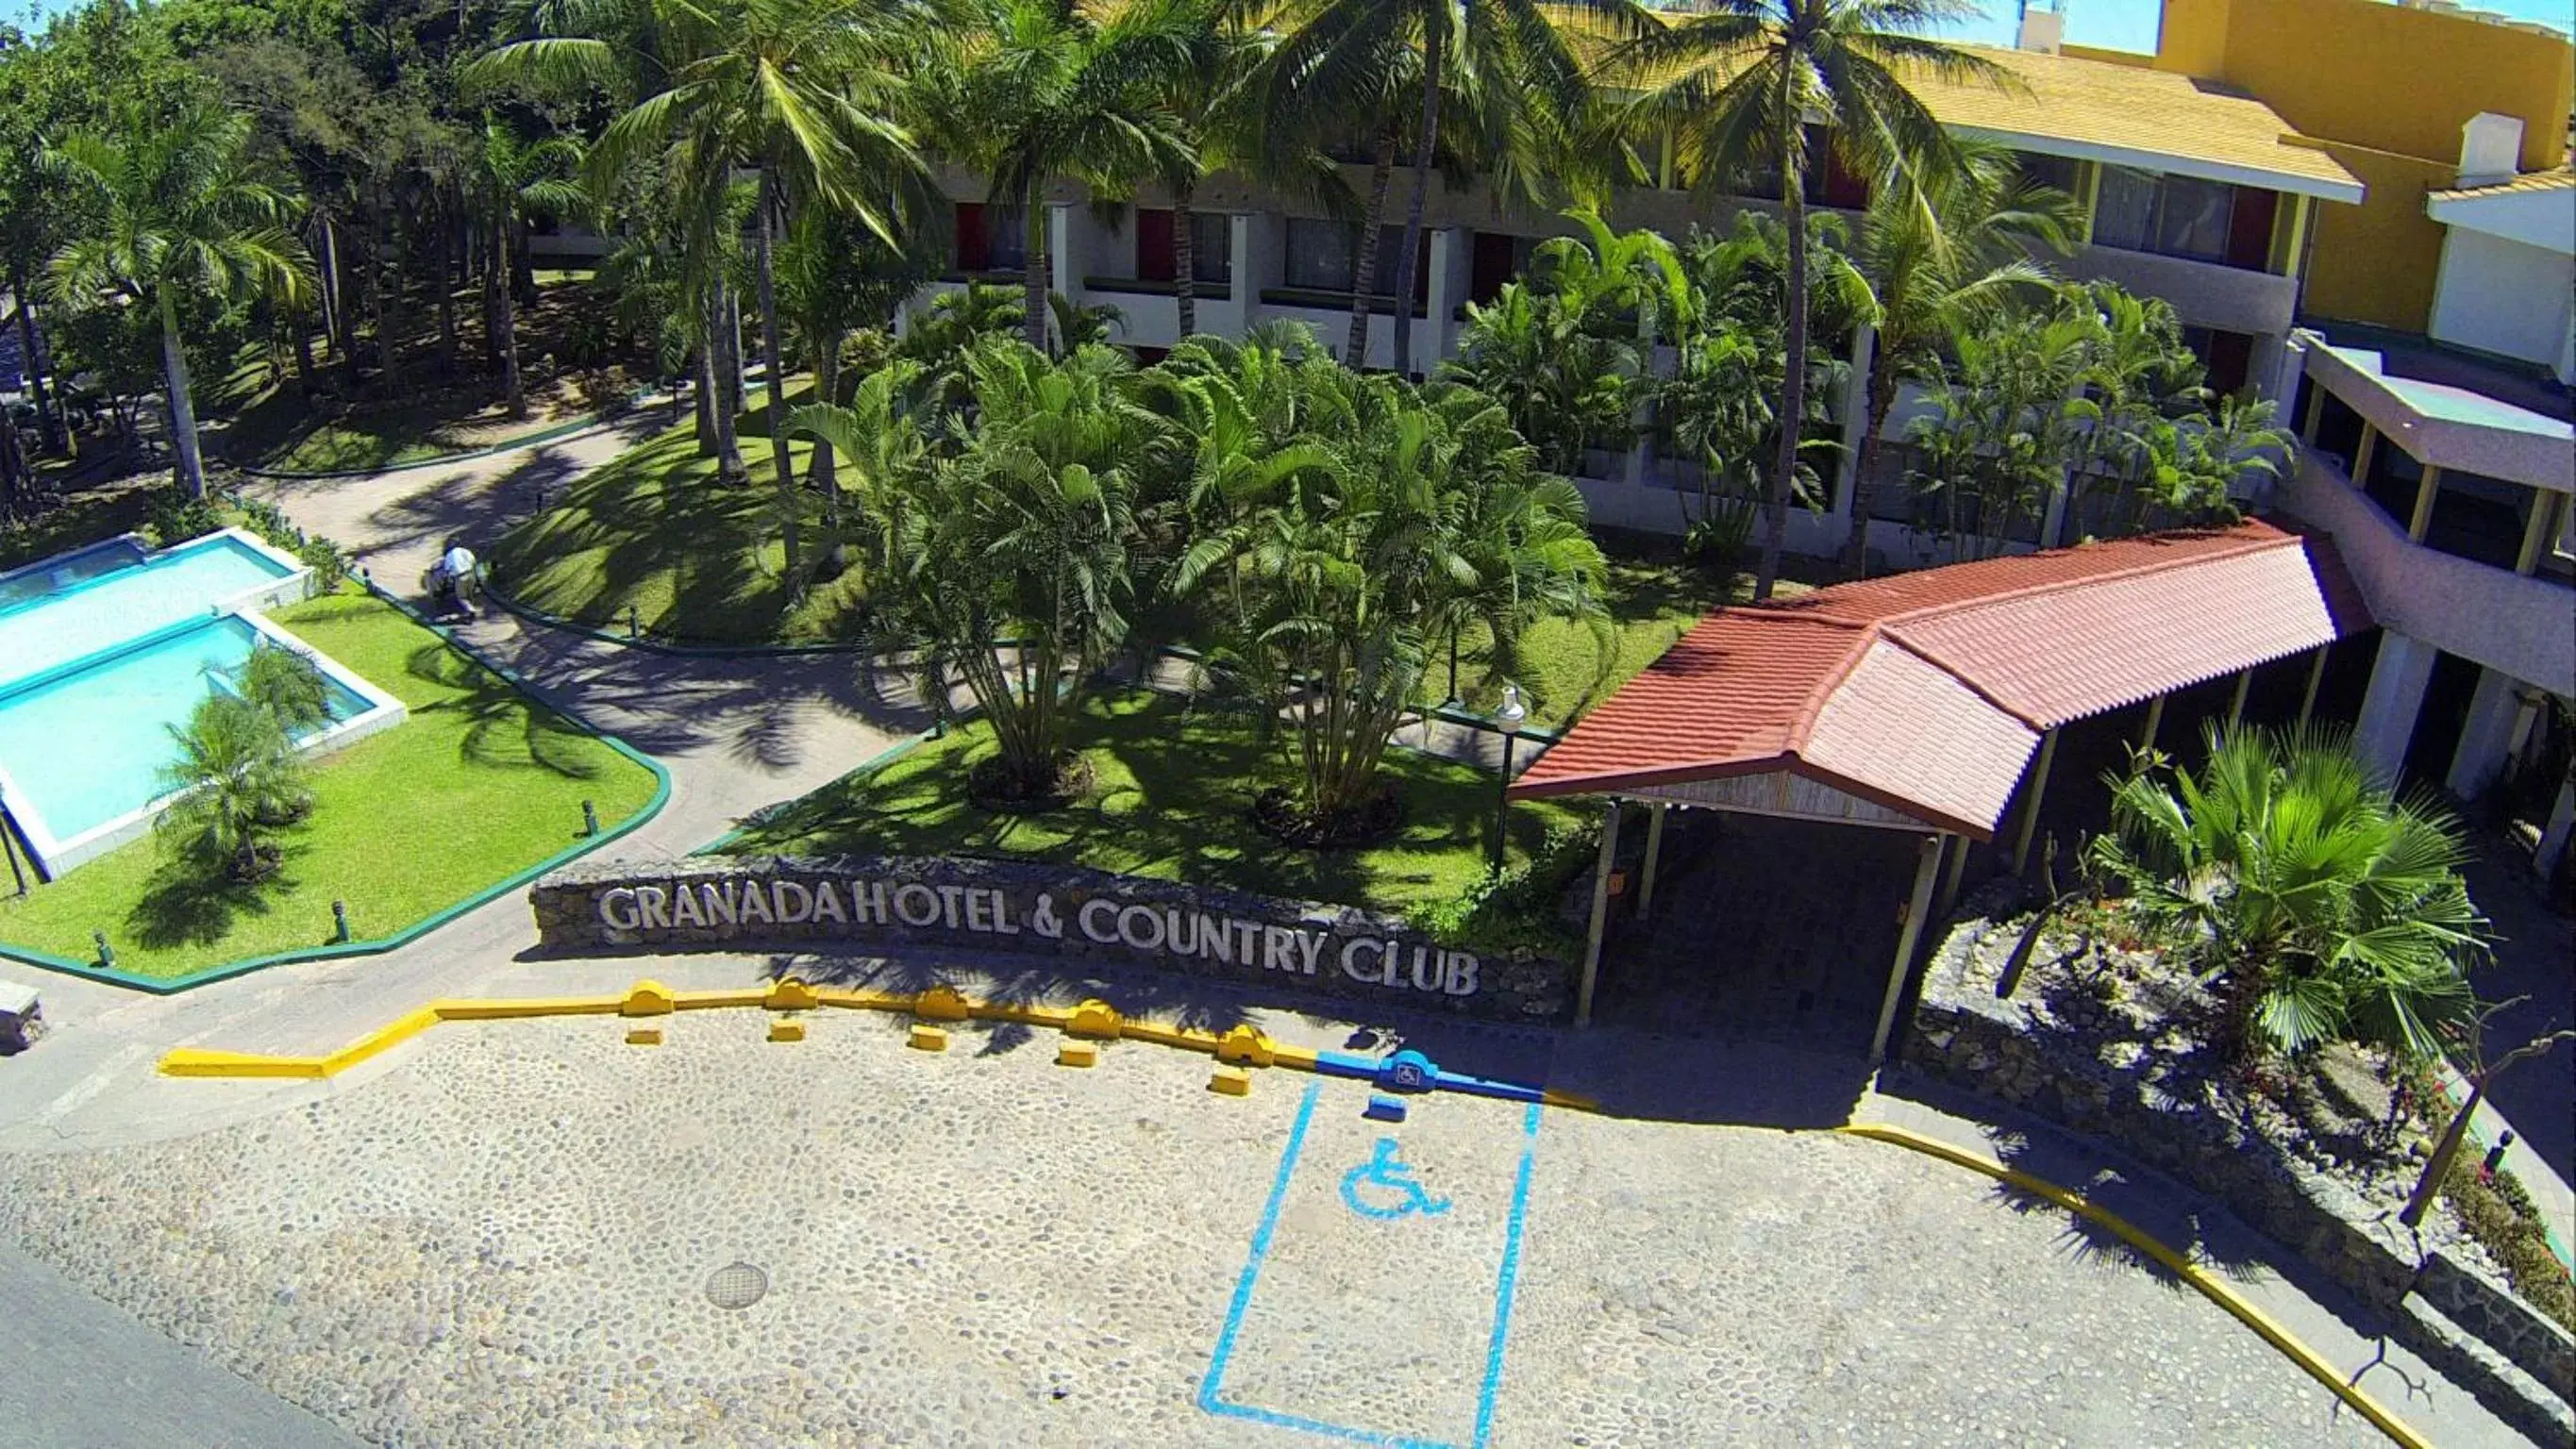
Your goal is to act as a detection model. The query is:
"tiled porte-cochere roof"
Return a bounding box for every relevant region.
[1510,521,2372,839]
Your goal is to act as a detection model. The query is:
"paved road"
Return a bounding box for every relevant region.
[0,1008,2526,1447]
[0,1241,357,1449]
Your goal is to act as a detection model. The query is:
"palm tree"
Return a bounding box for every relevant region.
[1266,0,1643,380]
[918,0,1201,356]
[1174,346,1604,825]
[477,0,930,575]
[156,694,308,882]
[800,339,1156,796]
[1840,142,2076,576]
[2088,725,2487,1062]
[466,116,588,420]
[236,644,334,735]
[1608,0,2002,599]
[44,103,310,499]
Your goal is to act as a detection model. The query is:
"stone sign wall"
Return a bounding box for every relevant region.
[529,855,1575,1022]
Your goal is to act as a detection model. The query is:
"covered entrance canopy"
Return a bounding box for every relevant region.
[1511,521,2371,1058]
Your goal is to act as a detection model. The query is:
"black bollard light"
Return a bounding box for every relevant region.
[92,930,113,969]
[331,899,351,943]
[627,605,642,641]
[582,799,599,838]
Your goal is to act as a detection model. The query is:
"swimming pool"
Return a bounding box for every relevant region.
[0,529,407,876]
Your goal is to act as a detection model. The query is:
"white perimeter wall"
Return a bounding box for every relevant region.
[2430,228,2576,383]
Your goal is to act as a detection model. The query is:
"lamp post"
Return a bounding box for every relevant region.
[1490,683,1527,871]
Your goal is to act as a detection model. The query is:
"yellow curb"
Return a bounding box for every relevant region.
[1838,1123,2431,1449]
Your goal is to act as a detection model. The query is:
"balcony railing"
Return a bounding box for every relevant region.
[2279,452,2573,696]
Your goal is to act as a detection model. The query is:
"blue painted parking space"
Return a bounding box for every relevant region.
[1199,1079,1542,1449]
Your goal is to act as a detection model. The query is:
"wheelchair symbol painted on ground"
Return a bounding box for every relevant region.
[1340,1138,1452,1221]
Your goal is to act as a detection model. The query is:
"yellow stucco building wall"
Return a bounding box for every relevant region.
[2143,0,2573,332]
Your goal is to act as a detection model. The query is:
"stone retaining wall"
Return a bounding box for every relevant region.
[1903,916,2574,1427]
[530,854,1574,1023]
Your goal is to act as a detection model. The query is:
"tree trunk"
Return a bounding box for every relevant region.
[10,277,61,455]
[1389,20,1443,380]
[1345,124,1397,370]
[2401,1076,2484,1229]
[435,207,459,375]
[756,173,802,577]
[693,343,716,455]
[317,211,343,360]
[1838,343,1893,578]
[1172,180,1198,341]
[495,222,527,419]
[512,216,537,306]
[808,330,843,511]
[1754,114,1807,603]
[291,311,315,391]
[711,284,744,482]
[1022,185,1050,352]
[159,291,208,499]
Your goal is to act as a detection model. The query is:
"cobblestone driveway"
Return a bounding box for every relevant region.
[0,1012,2404,1446]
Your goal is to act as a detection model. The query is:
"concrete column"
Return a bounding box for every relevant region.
[2517,491,2564,575]
[2536,780,2575,880]
[2354,631,2439,784]
[1870,833,1949,1066]
[2297,644,2331,729]
[1636,802,1669,920]
[1575,799,1623,1028]
[2010,727,2061,875]
[2407,464,2444,542]
[2038,475,2070,550]
[1047,204,1076,305]
[1423,228,1466,374]
[2445,667,2526,800]
[1831,325,1874,547]
[1230,213,1256,328]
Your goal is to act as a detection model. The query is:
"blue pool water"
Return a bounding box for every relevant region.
[0,616,366,848]
[0,532,296,691]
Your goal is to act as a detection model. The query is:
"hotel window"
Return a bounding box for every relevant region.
[1135,210,1232,287]
[982,205,1029,273]
[2015,152,2084,199]
[2090,167,2236,262]
[1282,219,1424,300]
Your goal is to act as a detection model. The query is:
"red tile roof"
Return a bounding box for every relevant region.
[1511,521,2369,838]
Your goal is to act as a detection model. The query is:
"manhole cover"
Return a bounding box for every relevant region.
[705,1261,769,1310]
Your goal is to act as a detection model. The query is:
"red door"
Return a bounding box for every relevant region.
[1137,208,1178,282]
[954,203,988,273]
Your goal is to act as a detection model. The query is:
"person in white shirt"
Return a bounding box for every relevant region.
[431,544,478,619]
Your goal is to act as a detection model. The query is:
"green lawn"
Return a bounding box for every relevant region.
[729,690,1586,932]
[487,399,867,646]
[1416,557,1739,729]
[0,591,662,980]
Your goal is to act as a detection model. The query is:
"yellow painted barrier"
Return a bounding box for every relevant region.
[1839,1123,2432,1449]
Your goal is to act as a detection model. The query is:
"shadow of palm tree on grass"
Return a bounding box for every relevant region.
[126,844,307,951]
[403,642,601,781]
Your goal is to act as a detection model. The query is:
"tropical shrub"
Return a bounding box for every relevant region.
[236,643,333,735]
[2087,725,2488,1061]
[1173,331,1606,837]
[143,485,224,547]
[798,339,1159,803]
[156,693,308,881]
